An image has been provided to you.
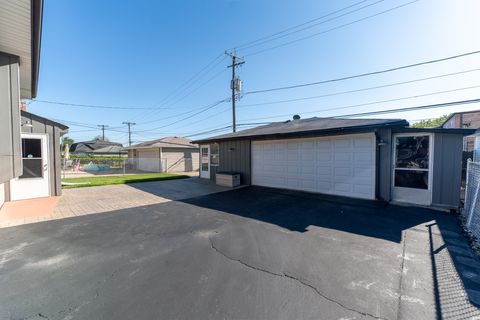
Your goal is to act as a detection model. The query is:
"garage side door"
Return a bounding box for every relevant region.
[251,134,375,199]
[138,149,160,172]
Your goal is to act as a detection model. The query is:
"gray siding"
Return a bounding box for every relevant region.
[20,112,65,197]
[377,128,392,201]
[432,133,464,208]
[210,140,251,185]
[0,53,22,183]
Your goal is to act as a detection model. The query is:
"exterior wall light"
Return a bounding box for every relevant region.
[377,139,388,146]
[22,120,33,127]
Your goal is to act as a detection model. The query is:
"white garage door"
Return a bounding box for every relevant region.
[138,149,160,172]
[251,133,376,199]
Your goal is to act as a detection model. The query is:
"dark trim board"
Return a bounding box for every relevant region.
[194,122,408,144]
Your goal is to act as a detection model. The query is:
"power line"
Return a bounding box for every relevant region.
[237,68,480,108]
[97,124,109,140]
[225,51,245,132]
[237,0,385,52]
[122,122,136,146]
[184,122,271,138]
[238,85,480,122]
[243,0,420,57]
[189,99,480,139]
[155,53,224,107]
[231,0,370,50]
[32,99,159,110]
[244,50,480,95]
[49,118,127,133]
[335,98,480,118]
[135,98,229,133]
[129,54,227,124]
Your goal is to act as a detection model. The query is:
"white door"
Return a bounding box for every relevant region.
[252,133,376,200]
[10,134,50,200]
[200,145,210,179]
[391,133,433,205]
[137,149,160,172]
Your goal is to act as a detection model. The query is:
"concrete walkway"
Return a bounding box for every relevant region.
[0,178,227,228]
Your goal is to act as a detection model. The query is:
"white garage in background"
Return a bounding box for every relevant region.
[137,149,161,172]
[251,133,376,199]
[125,136,199,173]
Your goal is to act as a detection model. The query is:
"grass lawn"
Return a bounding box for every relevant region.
[62,173,189,188]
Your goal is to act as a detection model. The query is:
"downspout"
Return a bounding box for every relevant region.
[159,147,163,172]
[374,131,381,200]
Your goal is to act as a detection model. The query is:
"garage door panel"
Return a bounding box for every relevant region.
[334,138,351,148]
[334,152,352,161]
[252,134,375,199]
[334,183,352,193]
[301,166,314,174]
[354,167,373,177]
[354,151,373,161]
[334,167,352,177]
[354,136,374,147]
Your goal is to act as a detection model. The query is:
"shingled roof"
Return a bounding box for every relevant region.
[193,117,409,143]
[123,136,198,150]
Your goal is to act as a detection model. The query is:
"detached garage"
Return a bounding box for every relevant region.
[125,137,199,173]
[193,117,474,209]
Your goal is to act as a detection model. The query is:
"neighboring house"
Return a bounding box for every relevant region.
[442,110,480,151]
[193,116,474,209]
[69,139,125,155]
[0,0,69,206]
[124,137,199,173]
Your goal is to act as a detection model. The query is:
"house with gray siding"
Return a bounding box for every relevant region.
[0,0,68,206]
[194,116,473,209]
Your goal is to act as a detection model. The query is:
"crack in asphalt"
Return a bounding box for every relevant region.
[208,237,389,320]
[25,266,124,320]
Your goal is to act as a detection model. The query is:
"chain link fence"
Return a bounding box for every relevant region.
[61,157,168,178]
[463,160,480,241]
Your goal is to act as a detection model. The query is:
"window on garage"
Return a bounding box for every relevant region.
[394,135,430,190]
[210,143,219,166]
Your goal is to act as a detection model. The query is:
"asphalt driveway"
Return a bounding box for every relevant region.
[0,183,479,320]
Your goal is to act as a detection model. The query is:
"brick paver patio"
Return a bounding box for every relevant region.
[0,178,227,228]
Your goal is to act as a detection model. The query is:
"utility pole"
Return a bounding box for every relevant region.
[97,124,109,140]
[225,51,244,132]
[122,122,136,146]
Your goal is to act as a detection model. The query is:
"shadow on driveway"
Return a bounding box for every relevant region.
[1,185,479,319]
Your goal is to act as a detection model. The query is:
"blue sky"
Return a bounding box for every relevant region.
[29,0,480,145]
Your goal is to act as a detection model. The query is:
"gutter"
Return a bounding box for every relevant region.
[192,121,409,144]
[30,0,43,98]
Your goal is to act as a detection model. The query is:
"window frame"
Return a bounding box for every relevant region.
[210,143,220,167]
[19,137,44,179]
[392,133,433,190]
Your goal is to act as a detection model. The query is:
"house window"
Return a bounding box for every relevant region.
[210,143,219,166]
[20,138,43,179]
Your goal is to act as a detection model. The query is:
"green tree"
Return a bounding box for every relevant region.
[411,114,451,128]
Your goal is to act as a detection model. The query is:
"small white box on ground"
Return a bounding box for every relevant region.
[216,172,240,187]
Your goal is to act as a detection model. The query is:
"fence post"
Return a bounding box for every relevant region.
[123,158,126,175]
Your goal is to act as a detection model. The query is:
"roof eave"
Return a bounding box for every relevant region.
[21,110,69,131]
[393,127,476,136]
[192,120,409,144]
[30,0,43,98]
